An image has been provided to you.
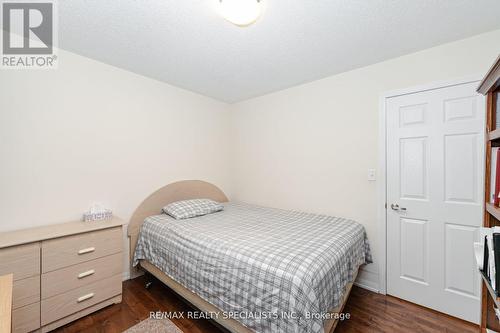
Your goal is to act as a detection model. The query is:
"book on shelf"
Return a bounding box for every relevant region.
[496,104,500,131]
[495,233,500,293]
[496,94,500,131]
[497,91,500,130]
[478,227,500,294]
[491,147,500,205]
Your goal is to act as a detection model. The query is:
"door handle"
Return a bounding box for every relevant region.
[390,204,407,211]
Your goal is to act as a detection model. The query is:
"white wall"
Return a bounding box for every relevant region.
[229,29,500,291]
[0,49,231,277]
[1,29,500,287]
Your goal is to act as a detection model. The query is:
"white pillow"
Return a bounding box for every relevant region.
[162,199,223,220]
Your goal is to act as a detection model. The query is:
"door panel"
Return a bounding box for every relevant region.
[400,103,427,127]
[444,96,477,122]
[444,133,478,203]
[400,217,429,284]
[400,137,428,200]
[444,223,479,298]
[386,81,485,324]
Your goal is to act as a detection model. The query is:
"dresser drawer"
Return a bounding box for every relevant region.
[41,273,122,326]
[13,275,40,309]
[12,302,40,333]
[42,252,122,299]
[42,227,122,273]
[0,243,40,281]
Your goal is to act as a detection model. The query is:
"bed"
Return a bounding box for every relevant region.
[128,180,371,333]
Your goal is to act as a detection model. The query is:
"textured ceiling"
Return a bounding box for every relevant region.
[59,0,500,103]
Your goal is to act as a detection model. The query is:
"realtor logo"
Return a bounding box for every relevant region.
[1,1,57,68]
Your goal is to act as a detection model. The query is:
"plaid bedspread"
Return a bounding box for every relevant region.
[133,202,372,333]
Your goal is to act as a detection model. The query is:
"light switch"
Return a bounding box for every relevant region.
[368,169,376,181]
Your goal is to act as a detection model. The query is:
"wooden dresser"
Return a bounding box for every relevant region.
[0,274,13,333]
[0,218,124,333]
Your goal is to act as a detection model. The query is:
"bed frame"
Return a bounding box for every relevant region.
[128,180,355,333]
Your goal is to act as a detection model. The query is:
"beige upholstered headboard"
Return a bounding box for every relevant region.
[127,180,228,263]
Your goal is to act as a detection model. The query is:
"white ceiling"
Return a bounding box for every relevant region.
[59,0,500,103]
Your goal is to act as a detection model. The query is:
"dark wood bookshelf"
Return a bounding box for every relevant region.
[481,271,500,309]
[487,203,500,222]
[480,54,500,333]
[489,129,500,142]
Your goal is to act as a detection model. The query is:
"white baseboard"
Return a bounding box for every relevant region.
[354,281,380,293]
[123,267,144,281]
[355,265,381,293]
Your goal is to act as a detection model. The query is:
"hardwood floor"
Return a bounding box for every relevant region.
[55,275,478,333]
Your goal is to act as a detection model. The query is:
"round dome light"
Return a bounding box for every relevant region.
[217,0,262,27]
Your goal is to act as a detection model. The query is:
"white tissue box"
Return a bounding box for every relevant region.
[82,209,113,222]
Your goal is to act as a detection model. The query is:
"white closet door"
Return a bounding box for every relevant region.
[386,81,485,323]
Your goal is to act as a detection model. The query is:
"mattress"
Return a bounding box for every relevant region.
[133,202,372,333]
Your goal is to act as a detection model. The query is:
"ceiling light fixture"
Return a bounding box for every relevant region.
[217,0,263,27]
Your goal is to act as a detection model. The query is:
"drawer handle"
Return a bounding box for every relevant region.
[77,269,95,279]
[77,293,95,303]
[78,247,95,255]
